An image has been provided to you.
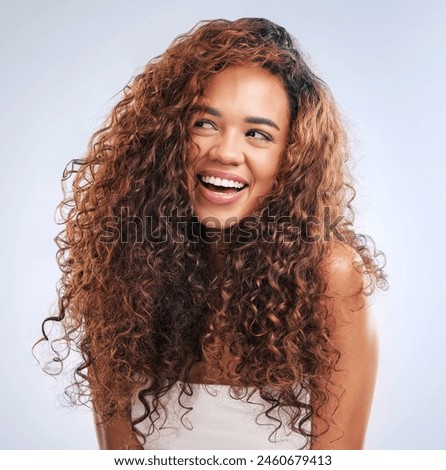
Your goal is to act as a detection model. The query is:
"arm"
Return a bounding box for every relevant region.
[93,404,144,450]
[310,242,379,450]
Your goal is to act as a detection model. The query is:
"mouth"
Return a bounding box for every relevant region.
[196,174,248,194]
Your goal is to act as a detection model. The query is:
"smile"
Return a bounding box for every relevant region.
[201,174,246,190]
[196,174,248,205]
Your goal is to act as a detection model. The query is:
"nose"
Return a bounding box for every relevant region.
[209,130,244,165]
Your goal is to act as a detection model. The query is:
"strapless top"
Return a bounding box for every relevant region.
[131,382,311,450]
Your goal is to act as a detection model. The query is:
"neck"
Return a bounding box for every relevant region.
[200,224,232,274]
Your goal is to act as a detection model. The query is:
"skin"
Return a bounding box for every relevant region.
[187,65,290,231]
[311,241,379,449]
[93,68,379,450]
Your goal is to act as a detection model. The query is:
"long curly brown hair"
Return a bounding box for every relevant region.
[34,17,388,449]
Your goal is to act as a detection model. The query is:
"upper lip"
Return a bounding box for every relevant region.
[197,170,249,186]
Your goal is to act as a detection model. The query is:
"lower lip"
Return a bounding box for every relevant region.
[198,180,248,205]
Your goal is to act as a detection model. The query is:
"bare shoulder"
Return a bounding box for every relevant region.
[320,240,365,301]
[318,239,377,351]
[311,241,379,449]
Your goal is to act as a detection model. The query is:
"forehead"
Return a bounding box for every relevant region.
[199,66,290,125]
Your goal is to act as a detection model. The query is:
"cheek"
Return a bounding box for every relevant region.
[185,142,200,177]
[184,151,197,191]
[187,136,204,159]
[255,157,281,189]
[186,146,197,165]
[259,175,277,195]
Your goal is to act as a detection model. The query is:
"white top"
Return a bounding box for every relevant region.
[132,382,311,450]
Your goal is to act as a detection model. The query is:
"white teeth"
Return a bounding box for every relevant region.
[201,175,246,189]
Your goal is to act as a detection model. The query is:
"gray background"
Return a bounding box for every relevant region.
[1,0,444,449]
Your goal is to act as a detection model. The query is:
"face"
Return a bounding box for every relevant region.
[187,65,290,229]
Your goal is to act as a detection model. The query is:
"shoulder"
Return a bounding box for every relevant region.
[319,240,365,301]
[318,241,375,339]
[318,241,378,365]
[312,241,379,449]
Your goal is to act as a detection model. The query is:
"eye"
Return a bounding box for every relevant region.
[193,119,216,130]
[245,129,273,142]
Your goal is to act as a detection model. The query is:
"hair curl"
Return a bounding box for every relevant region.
[34,18,388,449]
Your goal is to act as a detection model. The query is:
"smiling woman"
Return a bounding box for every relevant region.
[188,66,289,229]
[34,18,388,450]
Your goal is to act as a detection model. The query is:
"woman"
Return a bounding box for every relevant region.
[35,18,388,450]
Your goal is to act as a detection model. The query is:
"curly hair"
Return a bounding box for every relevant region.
[34,17,388,449]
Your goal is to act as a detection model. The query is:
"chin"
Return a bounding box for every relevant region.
[199,216,238,231]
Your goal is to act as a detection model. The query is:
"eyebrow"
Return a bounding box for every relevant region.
[244,116,280,131]
[196,106,281,131]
